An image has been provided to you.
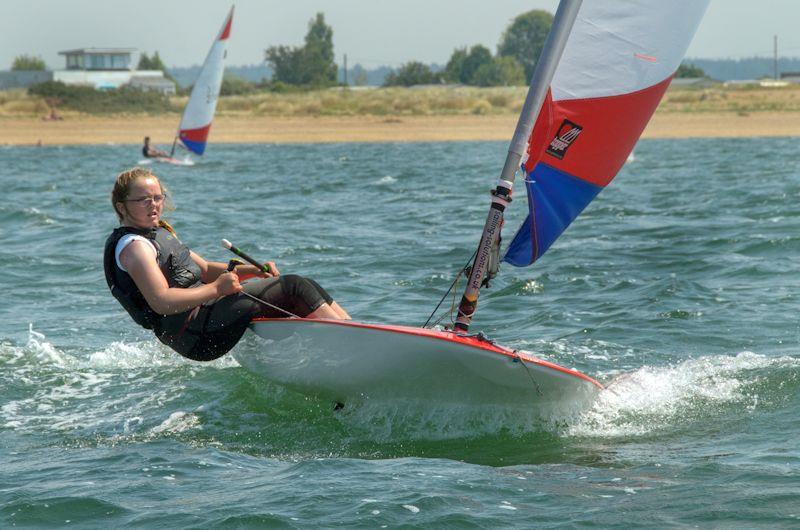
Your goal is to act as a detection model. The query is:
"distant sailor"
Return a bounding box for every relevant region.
[104,167,350,361]
[142,137,169,159]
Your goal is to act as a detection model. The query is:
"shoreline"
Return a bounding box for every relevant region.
[4,111,800,146]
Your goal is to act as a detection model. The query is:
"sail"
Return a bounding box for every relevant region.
[503,1,708,267]
[177,6,234,155]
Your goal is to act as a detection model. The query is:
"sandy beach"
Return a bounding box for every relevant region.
[4,111,800,146]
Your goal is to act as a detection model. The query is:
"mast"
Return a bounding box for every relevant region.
[774,35,778,80]
[453,0,583,332]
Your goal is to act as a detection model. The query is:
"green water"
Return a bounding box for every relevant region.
[1,139,798,527]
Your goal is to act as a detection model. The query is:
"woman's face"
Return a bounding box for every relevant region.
[118,176,164,229]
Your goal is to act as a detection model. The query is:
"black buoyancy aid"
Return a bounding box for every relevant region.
[103,226,202,330]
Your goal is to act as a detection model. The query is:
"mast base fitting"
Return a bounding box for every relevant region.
[491,188,512,202]
[455,298,477,332]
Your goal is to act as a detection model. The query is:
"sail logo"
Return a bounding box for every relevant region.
[546,120,582,160]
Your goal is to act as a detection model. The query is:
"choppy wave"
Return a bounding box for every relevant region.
[0,326,236,439]
[568,351,800,438]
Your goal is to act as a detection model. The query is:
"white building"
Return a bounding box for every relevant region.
[54,48,175,94]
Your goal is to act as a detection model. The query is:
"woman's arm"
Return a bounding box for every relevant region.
[191,251,279,282]
[190,251,227,283]
[122,241,241,315]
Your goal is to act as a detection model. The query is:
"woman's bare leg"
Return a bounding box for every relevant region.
[306,303,343,319]
[330,301,351,320]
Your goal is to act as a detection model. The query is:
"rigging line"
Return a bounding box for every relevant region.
[424,258,468,329]
[448,270,461,326]
[240,291,300,319]
[428,269,461,329]
[513,350,543,397]
[422,248,477,328]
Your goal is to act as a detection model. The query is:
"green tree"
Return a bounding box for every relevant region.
[138,52,152,70]
[265,46,306,85]
[137,51,176,83]
[12,54,46,70]
[460,45,493,85]
[444,47,468,83]
[302,13,338,85]
[138,52,169,70]
[265,12,338,87]
[220,74,256,96]
[497,9,553,81]
[472,56,525,86]
[676,62,706,78]
[383,61,438,87]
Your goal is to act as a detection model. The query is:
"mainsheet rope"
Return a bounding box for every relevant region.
[422,249,477,329]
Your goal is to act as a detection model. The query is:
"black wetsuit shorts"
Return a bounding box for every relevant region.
[156,274,333,361]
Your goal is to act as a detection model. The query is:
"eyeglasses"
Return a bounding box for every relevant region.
[124,194,166,206]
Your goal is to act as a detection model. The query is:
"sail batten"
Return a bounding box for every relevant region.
[177,6,234,156]
[503,0,709,267]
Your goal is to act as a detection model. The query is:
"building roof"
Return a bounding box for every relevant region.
[58,48,136,56]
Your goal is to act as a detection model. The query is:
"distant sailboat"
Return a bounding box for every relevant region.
[172,5,234,158]
[234,0,709,417]
[147,6,233,165]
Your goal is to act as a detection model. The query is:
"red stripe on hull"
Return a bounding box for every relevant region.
[250,318,604,389]
[526,76,673,187]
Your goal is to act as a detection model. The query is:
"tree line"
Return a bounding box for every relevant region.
[266,10,554,88]
[386,10,552,87]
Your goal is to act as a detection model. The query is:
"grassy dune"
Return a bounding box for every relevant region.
[5,84,800,145]
[0,89,51,116]
[659,84,800,114]
[202,84,800,117]
[6,83,800,119]
[211,87,528,117]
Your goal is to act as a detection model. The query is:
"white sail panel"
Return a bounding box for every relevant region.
[552,1,708,101]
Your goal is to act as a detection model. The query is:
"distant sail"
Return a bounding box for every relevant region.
[177,6,234,155]
[503,1,708,267]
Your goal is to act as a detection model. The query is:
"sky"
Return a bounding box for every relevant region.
[3,1,800,70]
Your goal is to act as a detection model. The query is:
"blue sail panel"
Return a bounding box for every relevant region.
[503,162,602,267]
[179,136,207,155]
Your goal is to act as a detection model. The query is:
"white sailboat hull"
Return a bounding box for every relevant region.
[137,157,195,167]
[236,319,601,416]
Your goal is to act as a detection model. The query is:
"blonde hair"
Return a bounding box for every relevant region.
[111,166,175,233]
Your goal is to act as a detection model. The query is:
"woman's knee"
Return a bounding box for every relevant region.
[280,274,325,316]
[280,274,304,295]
